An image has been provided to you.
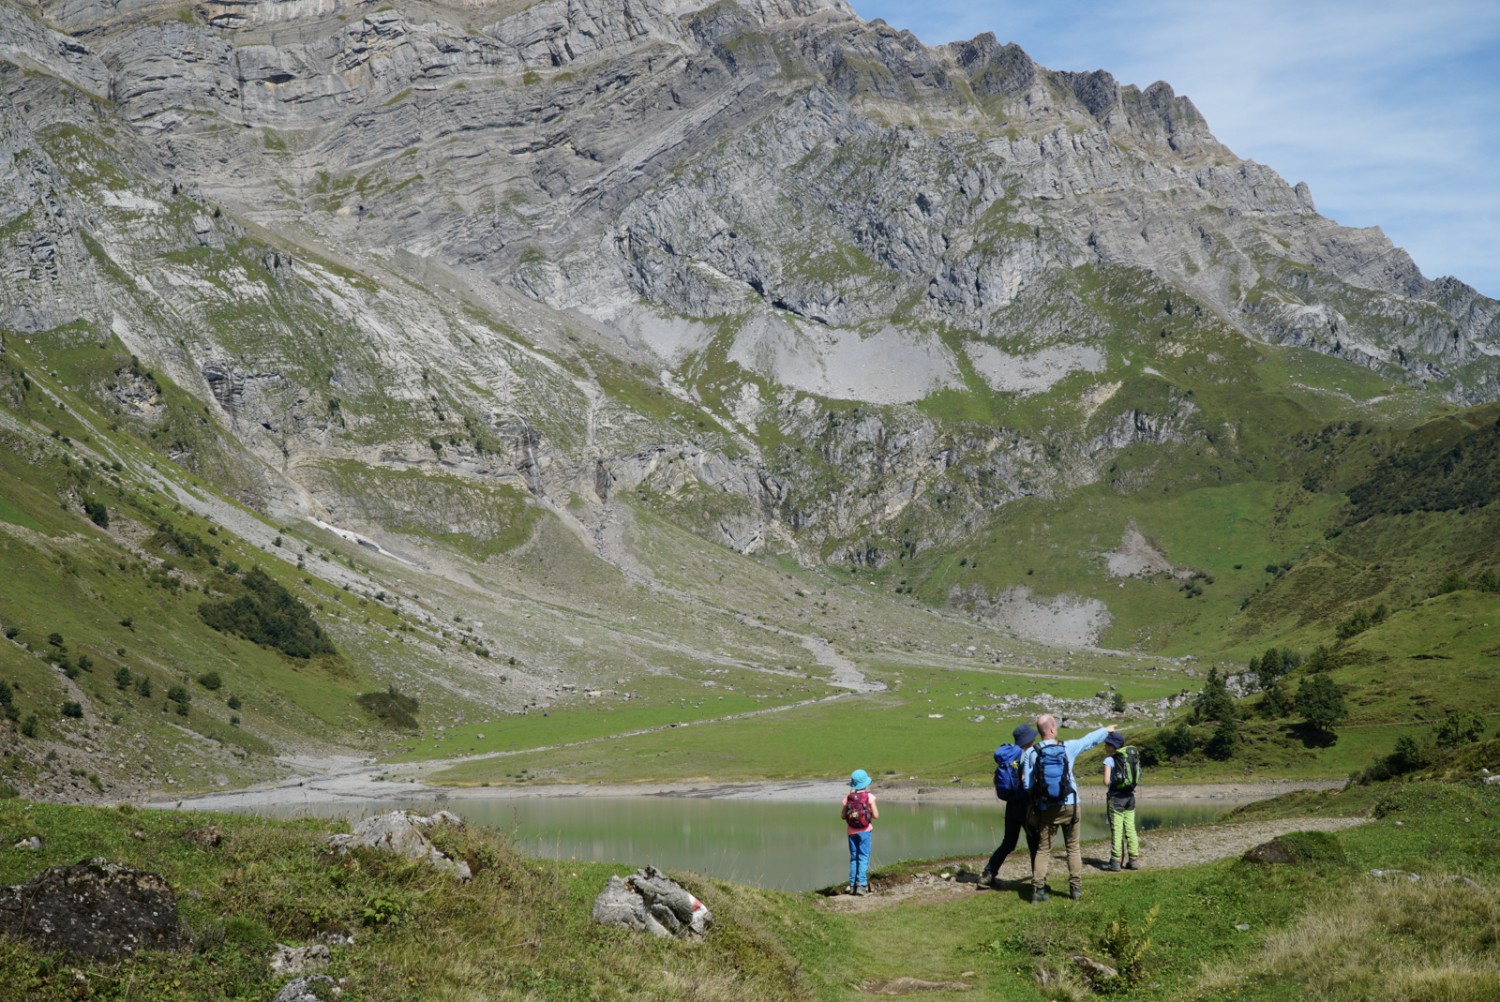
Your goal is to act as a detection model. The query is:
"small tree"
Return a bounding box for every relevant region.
[1206,717,1238,760]
[1436,712,1486,747]
[1261,680,1293,719]
[1111,691,1127,714]
[1254,648,1285,690]
[114,666,133,691]
[1192,668,1235,725]
[1389,736,1428,775]
[1296,675,1347,735]
[1162,723,1196,759]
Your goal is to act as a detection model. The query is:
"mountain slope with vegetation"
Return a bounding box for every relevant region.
[0,0,1495,800]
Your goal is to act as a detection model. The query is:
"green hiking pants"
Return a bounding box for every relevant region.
[1107,794,1139,861]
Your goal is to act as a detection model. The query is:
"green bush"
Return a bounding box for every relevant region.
[198,567,335,659]
[198,671,223,691]
[1436,712,1486,747]
[357,686,420,730]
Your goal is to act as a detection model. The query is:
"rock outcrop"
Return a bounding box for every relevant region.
[1,0,1497,580]
[0,858,181,959]
[591,865,712,938]
[327,810,473,881]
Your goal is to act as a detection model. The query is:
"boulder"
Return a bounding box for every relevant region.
[326,810,471,882]
[591,866,712,939]
[272,974,343,1001]
[270,943,332,977]
[0,858,180,958]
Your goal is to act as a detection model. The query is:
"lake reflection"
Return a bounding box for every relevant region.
[230,796,1234,891]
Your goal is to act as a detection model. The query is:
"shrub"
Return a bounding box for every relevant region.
[82,497,109,528]
[136,677,152,698]
[357,685,420,730]
[1102,904,1159,988]
[1191,668,1235,725]
[21,714,38,737]
[115,666,133,690]
[1436,711,1486,747]
[60,701,83,719]
[1206,717,1238,760]
[1434,571,1469,595]
[198,671,223,691]
[167,685,190,706]
[198,567,336,659]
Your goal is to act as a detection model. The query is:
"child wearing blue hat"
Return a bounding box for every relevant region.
[841,768,879,895]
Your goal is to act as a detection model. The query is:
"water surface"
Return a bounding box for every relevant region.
[230,795,1240,890]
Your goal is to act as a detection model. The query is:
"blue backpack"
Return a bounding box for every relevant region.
[993,744,1024,801]
[1030,743,1072,809]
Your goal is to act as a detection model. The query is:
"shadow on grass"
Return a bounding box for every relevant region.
[1287,722,1340,749]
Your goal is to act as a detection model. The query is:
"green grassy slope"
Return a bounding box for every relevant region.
[1,777,1495,1000]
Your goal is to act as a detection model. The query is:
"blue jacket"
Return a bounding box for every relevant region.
[1021,727,1110,806]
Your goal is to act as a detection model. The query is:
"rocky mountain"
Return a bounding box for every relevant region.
[2,0,1499,799]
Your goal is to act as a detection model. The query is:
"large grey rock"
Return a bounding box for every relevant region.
[327,810,472,882]
[0,858,180,959]
[592,865,712,938]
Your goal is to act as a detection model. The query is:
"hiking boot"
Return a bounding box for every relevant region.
[856,884,871,896]
[1031,886,1050,903]
[1125,859,1141,870]
[1069,886,1083,901]
[845,883,856,895]
[1106,859,1121,872]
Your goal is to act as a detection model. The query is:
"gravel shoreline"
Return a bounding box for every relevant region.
[151,762,1342,812]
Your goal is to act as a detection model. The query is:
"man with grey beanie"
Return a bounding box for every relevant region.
[979,722,1040,887]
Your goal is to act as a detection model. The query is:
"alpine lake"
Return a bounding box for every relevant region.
[226,793,1245,891]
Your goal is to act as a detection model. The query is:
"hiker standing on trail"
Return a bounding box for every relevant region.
[842,769,879,895]
[980,722,1040,887]
[1103,730,1143,871]
[1021,715,1115,902]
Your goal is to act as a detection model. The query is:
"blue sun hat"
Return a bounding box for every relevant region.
[849,769,872,791]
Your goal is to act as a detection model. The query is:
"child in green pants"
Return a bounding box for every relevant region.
[1103,731,1141,870]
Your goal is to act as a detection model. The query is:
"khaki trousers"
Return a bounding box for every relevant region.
[1029,801,1082,891]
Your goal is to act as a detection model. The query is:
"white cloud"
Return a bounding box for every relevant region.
[850,0,1500,296]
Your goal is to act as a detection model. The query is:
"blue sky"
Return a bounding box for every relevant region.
[849,1,1500,299]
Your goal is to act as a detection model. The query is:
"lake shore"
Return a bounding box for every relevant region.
[149,754,1342,812]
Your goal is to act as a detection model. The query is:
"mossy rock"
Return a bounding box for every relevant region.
[1242,829,1347,866]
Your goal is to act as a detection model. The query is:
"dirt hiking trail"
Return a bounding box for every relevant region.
[822,815,1369,913]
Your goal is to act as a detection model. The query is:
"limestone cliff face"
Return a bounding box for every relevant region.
[2,0,1498,563]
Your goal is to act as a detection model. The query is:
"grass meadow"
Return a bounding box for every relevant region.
[1,778,1495,1000]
